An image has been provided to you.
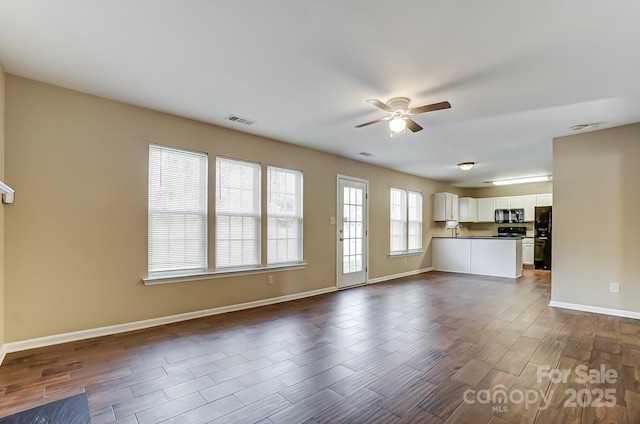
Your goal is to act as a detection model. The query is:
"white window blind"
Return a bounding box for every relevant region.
[216,157,261,269]
[267,166,303,264]
[390,188,407,253]
[148,145,208,274]
[408,190,423,250]
[390,188,422,253]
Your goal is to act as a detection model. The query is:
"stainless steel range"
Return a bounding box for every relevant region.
[495,226,526,238]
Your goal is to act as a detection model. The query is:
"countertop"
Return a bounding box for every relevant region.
[433,236,524,240]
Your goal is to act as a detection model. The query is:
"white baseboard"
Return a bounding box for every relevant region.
[2,286,337,361]
[549,301,640,320]
[368,267,433,285]
[0,269,437,365]
[0,344,6,366]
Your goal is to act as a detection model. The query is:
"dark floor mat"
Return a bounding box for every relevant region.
[0,393,90,424]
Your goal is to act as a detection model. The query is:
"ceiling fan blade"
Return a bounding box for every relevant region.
[366,99,393,112]
[409,101,451,115]
[405,118,423,132]
[354,116,388,128]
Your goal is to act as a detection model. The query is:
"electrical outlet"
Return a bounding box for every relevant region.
[609,282,620,293]
[267,275,273,285]
[403,258,407,264]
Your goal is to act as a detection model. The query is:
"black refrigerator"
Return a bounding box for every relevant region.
[534,206,552,270]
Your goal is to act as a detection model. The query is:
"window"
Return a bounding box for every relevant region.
[390,188,406,253]
[408,191,423,250]
[215,157,261,269]
[146,147,306,284]
[148,145,208,274]
[390,188,422,253]
[267,167,303,264]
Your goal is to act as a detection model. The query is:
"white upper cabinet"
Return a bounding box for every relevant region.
[459,197,478,222]
[508,196,524,209]
[477,197,496,222]
[451,192,551,223]
[434,192,459,221]
[496,195,524,209]
[524,194,537,221]
[537,193,553,206]
[495,197,509,209]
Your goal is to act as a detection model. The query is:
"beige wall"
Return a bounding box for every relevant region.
[552,123,640,312]
[0,64,5,348]
[4,75,462,342]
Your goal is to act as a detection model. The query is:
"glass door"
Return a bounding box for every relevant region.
[337,176,368,288]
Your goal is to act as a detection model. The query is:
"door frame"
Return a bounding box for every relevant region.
[336,174,369,289]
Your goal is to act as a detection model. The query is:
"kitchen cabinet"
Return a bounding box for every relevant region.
[495,197,508,209]
[523,237,534,264]
[477,197,496,222]
[537,193,553,206]
[496,195,525,209]
[458,197,478,222]
[470,238,523,278]
[508,196,524,209]
[433,237,523,278]
[524,195,537,222]
[432,238,471,273]
[434,192,459,221]
[458,192,551,223]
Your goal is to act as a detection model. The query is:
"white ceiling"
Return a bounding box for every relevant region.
[2,1,640,187]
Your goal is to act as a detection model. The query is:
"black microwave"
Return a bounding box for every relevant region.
[495,208,525,223]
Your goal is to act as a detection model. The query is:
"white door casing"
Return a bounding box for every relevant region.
[337,175,368,288]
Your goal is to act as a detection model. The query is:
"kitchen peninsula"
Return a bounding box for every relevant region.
[432,237,523,278]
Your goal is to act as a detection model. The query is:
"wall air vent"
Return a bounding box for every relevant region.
[358,152,373,157]
[225,114,257,126]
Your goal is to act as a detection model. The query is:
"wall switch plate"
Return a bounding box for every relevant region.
[329,216,336,225]
[267,275,273,285]
[609,282,620,293]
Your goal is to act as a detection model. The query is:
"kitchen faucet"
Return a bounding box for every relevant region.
[450,223,463,237]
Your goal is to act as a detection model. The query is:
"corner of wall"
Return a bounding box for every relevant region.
[551,123,640,315]
[0,63,6,364]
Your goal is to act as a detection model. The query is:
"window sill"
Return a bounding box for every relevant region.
[143,263,308,285]
[388,250,424,259]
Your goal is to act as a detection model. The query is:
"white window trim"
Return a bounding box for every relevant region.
[145,150,308,285]
[389,187,407,254]
[388,250,424,259]
[215,156,261,269]
[267,166,304,265]
[143,263,308,285]
[407,189,423,251]
[389,187,423,255]
[148,144,208,276]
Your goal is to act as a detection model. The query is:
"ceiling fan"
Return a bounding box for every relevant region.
[354,97,451,135]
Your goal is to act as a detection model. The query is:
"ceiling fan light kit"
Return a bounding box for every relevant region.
[355,97,451,135]
[389,117,406,133]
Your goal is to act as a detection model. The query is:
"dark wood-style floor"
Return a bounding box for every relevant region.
[1,269,639,423]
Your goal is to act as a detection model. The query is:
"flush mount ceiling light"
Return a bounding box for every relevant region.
[491,176,551,186]
[457,162,475,171]
[571,123,599,131]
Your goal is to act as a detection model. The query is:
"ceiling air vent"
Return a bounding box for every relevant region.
[225,114,257,126]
